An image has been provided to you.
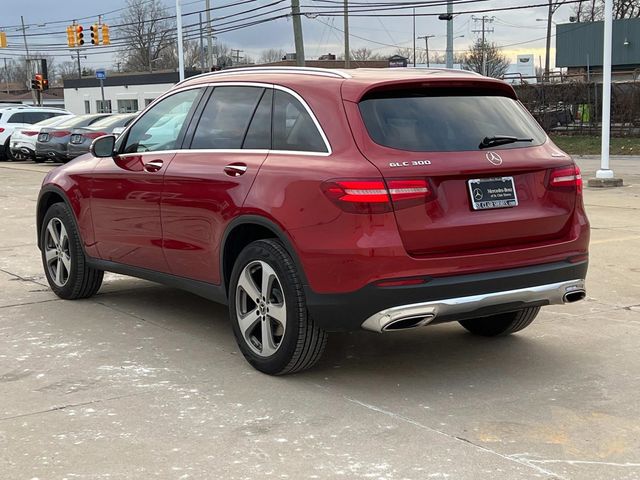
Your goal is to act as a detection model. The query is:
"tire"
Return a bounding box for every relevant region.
[0,139,9,161]
[34,157,46,164]
[229,239,327,375]
[459,307,540,337]
[40,202,104,299]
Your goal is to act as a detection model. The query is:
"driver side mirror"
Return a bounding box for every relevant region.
[90,135,116,158]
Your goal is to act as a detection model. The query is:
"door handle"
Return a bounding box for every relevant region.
[224,163,248,177]
[144,159,164,172]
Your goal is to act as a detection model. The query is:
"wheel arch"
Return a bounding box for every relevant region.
[221,215,309,296]
[36,186,81,251]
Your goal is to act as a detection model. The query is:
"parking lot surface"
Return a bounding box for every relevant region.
[1,157,639,480]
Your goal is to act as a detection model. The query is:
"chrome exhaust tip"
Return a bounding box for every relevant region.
[382,314,436,332]
[563,290,586,303]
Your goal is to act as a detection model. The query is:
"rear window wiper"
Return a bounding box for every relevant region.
[479,135,534,149]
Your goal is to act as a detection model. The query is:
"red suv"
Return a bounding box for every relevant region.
[37,67,589,375]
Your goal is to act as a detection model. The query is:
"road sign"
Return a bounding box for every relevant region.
[96,69,107,80]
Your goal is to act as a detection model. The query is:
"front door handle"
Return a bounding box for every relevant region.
[224,163,248,177]
[144,159,164,172]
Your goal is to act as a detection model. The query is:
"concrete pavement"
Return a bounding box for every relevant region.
[0,156,639,479]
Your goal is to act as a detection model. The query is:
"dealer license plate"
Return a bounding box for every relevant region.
[468,177,518,210]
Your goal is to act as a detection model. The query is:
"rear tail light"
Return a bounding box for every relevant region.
[549,165,582,193]
[83,131,107,140]
[0,128,4,133]
[51,130,71,137]
[22,130,39,137]
[322,178,433,214]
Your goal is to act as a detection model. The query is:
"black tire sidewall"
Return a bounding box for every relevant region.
[40,203,85,299]
[228,240,305,374]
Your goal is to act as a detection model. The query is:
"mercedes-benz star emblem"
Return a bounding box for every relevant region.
[486,151,503,166]
[473,188,483,200]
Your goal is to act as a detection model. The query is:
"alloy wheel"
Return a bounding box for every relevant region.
[235,260,287,357]
[44,217,71,287]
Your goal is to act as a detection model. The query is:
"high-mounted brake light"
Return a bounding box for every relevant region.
[549,165,582,193]
[322,178,433,214]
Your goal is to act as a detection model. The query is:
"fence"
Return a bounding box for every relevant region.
[512,76,640,137]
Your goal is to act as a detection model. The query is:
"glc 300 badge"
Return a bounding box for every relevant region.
[486,151,503,166]
[389,160,432,168]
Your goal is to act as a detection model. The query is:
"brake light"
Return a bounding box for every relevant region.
[549,165,582,193]
[22,130,39,136]
[0,128,4,133]
[322,178,433,214]
[51,130,71,137]
[83,131,107,140]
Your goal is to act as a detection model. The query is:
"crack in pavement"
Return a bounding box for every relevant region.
[0,267,49,288]
[0,298,62,310]
[343,396,568,479]
[509,454,640,469]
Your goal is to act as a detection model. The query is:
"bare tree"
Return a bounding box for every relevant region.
[574,0,640,20]
[462,39,510,78]
[117,0,176,72]
[259,48,286,64]
[56,61,78,80]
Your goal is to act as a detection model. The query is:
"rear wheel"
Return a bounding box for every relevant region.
[459,307,540,336]
[41,203,104,299]
[229,239,327,375]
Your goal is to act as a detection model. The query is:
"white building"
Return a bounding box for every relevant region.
[63,71,201,115]
[504,55,538,84]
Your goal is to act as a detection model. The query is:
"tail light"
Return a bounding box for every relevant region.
[322,178,433,214]
[51,130,71,138]
[0,128,4,133]
[22,130,39,137]
[548,165,582,193]
[83,131,107,140]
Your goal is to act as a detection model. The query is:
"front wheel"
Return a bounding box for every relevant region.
[229,239,327,375]
[40,202,104,299]
[459,307,540,337]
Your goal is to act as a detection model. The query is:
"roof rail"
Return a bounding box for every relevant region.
[176,66,351,86]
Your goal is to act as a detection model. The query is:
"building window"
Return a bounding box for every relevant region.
[84,100,91,114]
[96,100,112,113]
[117,99,139,113]
[145,98,155,107]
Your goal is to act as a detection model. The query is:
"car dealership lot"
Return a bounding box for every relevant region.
[1,157,639,479]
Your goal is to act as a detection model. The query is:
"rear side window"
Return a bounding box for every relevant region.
[7,113,25,123]
[243,89,272,150]
[191,86,264,149]
[272,90,327,153]
[359,90,546,152]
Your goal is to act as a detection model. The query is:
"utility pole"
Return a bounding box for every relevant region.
[418,35,435,67]
[76,50,82,78]
[206,0,214,70]
[291,0,305,66]
[20,16,37,105]
[199,13,205,72]
[412,8,416,67]
[472,16,494,76]
[176,0,185,81]
[446,0,453,68]
[544,0,553,81]
[344,0,350,68]
[1,58,9,94]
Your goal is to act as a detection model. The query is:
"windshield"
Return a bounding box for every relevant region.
[359,91,546,152]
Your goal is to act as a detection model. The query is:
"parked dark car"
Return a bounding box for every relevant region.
[36,67,589,375]
[35,114,110,163]
[67,113,138,160]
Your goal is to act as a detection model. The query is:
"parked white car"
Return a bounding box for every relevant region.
[0,106,72,160]
[10,114,75,160]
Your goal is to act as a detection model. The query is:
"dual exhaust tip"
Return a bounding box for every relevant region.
[381,288,587,332]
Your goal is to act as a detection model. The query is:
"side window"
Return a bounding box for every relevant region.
[122,89,201,154]
[243,89,272,150]
[272,90,327,153]
[190,86,264,150]
[7,113,25,123]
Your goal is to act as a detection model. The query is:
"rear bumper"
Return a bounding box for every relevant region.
[305,260,588,332]
[67,144,90,159]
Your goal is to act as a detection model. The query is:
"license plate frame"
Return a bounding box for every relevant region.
[468,176,518,211]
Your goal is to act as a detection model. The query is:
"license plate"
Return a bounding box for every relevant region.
[38,133,49,142]
[468,177,518,210]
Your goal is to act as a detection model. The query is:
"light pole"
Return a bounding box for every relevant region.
[176,0,185,81]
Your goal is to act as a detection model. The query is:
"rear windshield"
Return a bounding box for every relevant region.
[359,90,546,152]
[90,114,136,129]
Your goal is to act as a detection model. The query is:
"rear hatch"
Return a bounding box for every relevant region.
[345,82,580,257]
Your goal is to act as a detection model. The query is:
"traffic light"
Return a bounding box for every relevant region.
[90,24,99,45]
[101,24,110,45]
[66,26,76,48]
[0,31,7,48]
[75,25,84,46]
[31,74,43,91]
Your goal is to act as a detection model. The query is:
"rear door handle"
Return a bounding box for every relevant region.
[144,159,164,172]
[224,163,248,177]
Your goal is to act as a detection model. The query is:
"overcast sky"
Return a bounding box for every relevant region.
[0,0,579,70]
